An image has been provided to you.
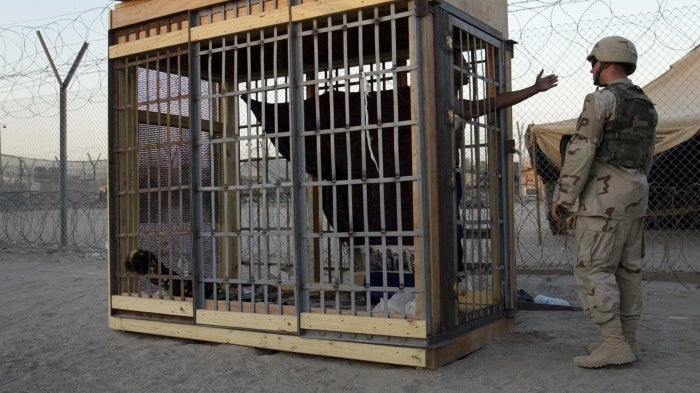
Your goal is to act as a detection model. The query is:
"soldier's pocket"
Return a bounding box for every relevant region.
[575,218,618,269]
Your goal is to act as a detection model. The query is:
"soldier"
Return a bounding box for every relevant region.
[551,36,658,368]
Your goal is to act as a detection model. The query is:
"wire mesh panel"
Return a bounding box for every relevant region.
[111,47,195,302]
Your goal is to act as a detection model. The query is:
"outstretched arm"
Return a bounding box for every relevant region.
[456,70,558,119]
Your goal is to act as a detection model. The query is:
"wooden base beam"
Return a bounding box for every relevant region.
[108,314,513,368]
[427,317,514,369]
[111,295,194,317]
[109,315,427,367]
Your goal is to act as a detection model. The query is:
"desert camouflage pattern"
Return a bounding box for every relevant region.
[553,77,656,219]
[597,83,657,168]
[574,216,643,324]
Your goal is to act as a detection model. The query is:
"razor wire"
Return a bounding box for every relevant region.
[0,5,112,117]
[0,191,107,249]
[0,2,697,281]
[510,2,700,278]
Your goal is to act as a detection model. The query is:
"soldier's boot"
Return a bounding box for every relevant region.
[586,319,640,360]
[574,319,636,368]
[621,319,640,359]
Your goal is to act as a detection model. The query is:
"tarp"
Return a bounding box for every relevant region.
[526,46,700,228]
[528,45,700,168]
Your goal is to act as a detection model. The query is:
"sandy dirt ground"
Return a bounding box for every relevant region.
[1,246,699,393]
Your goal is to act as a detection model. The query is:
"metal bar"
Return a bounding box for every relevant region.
[497,39,515,313]
[59,86,68,248]
[190,10,205,311]
[291,13,310,320]
[36,32,62,84]
[107,36,118,298]
[225,34,235,311]
[63,42,90,87]
[245,31,255,311]
[207,37,219,309]
[234,32,244,313]
[260,28,271,314]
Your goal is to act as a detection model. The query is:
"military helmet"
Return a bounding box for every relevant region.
[587,36,638,74]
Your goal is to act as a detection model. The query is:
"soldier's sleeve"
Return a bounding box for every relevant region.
[552,92,609,208]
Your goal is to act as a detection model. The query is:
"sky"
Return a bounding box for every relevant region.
[0,1,115,161]
[508,0,699,25]
[507,0,700,126]
[0,1,115,27]
[0,0,697,160]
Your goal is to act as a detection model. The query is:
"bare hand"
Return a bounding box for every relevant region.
[550,203,563,223]
[535,70,558,92]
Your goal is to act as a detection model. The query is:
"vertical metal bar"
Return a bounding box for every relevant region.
[356,9,375,311]
[58,86,69,247]
[179,50,189,300]
[107,38,117,298]
[271,27,283,312]
[497,40,515,313]
[260,29,271,313]
[206,40,219,308]
[325,17,336,288]
[290,7,310,319]
[167,50,175,297]
[157,51,167,298]
[234,32,243,312]
[246,31,256,312]
[189,11,205,310]
[222,37,232,311]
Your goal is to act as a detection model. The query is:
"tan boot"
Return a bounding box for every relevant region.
[586,319,640,360]
[574,319,636,368]
[586,341,602,354]
[621,319,640,360]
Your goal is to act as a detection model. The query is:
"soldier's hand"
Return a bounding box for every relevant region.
[550,203,564,223]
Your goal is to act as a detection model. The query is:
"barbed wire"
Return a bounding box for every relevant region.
[510,3,699,81]
[0,191,107,250]
[0,4,113,119]
[0,2,696,119]
[0,3,697,281]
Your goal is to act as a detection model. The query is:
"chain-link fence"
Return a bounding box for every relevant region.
[0,3,698,280]
[510,4,700,278]
[0,5,110,250]
[0,155,107,248]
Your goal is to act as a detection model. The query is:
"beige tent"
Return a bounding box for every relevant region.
[528,45,700,168]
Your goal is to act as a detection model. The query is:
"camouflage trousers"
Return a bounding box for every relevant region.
[574,215,644,325]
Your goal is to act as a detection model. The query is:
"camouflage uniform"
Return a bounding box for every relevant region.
[553,77,656,325]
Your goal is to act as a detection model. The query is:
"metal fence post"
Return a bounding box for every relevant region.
[37,31,89,247]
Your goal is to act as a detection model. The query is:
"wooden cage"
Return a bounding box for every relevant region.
[107,0,517,368]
